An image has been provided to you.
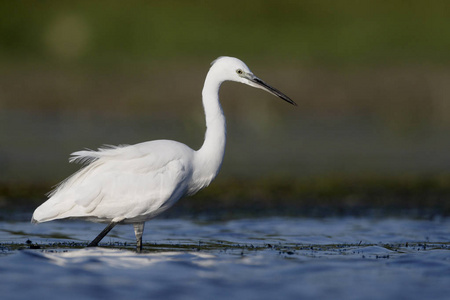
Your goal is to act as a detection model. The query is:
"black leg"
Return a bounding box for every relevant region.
[136,236,143,253]
[133,222,145,253]
[87,221,118,247]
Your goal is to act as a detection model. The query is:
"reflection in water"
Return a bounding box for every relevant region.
[31,248,217,269]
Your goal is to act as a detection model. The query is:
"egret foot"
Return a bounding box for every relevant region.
[87,221,118,247]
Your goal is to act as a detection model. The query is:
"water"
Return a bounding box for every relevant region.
[1,217,449,300]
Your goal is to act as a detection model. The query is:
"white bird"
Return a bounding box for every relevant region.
[31,56,296,251]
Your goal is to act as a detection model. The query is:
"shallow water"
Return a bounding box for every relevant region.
[1,217,449,300]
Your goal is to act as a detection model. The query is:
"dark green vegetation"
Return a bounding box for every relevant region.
[1,1,449,65]
[1,175,450,220]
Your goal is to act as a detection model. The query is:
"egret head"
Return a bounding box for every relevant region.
[210,56,297,106]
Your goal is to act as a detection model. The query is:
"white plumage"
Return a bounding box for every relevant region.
[32,56,296,251]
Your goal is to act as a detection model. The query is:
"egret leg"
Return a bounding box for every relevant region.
[133,222,145,253]
[87,221,118,247]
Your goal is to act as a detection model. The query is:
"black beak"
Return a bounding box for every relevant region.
[246,74,297,106]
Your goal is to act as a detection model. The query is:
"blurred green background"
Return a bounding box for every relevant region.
[1,0,449,216]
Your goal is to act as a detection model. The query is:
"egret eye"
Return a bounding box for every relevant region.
[236,69,243,75]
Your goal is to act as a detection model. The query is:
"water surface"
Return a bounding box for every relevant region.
[1,217,449,300]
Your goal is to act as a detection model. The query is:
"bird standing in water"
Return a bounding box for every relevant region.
[32,56,296,252]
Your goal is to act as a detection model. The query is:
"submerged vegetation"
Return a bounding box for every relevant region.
[2,240,449,257]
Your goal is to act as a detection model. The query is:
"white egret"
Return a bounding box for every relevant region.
[31,56,296,251]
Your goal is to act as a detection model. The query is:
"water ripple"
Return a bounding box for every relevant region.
[1,217,449,300]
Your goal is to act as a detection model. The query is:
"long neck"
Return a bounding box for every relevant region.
[195,71,226,181]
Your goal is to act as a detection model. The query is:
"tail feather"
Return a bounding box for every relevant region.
[31,196,72,224]
[31,205,51,224]
[33,144,131,224]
